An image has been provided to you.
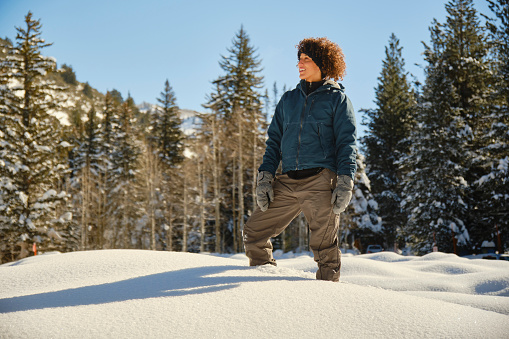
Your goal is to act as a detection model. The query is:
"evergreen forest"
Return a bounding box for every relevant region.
[1,0,507,263]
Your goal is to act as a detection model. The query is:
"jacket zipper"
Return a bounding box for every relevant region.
[295,97,307,170]
[295,95,317,170]
[295,83,328,170]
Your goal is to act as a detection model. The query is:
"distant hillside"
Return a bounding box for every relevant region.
[1,36,101,125]
[137,102,203,136]
[1,36,203,134]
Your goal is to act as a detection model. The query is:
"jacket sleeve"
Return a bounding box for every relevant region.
[258,94,285,176]
[334,93,357,180]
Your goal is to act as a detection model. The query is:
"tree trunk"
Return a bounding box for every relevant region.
[167,204,173,251]
[199,160,205,252]
[98,172,106,249]
[232,154,237,252]
[183,173,188,252]
[238,112,244,253]
[122,192,128,249]
[80,168,88,250]
[145,144,157,251]
[212,115,221,253]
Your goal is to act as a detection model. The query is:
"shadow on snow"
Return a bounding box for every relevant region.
[0,265,308,313]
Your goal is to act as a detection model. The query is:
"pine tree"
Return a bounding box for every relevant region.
[442,0,493,252]
[74,107,104,249]
[0,12,72,262]
[343,154,382,252]
[59,64,77,85]
[361,33,415,249]
[152,79,184,167]
[145,80,186,251]
[399,0,490,254]
[476,0,509,251]
[207,26,264,119]
[204,26,265,252]
[109,95,142,248]
[95,91,117,249]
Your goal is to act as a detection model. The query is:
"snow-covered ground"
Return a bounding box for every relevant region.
[1,250,508,338]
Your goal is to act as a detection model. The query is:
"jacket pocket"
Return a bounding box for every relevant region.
[317,124,327,159]
[281,123,290,152]
[281,122,298,156]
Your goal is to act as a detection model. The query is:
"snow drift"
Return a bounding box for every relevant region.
[1,250,508,338]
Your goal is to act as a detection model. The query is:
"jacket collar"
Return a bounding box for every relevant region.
[323,79,343,90]
[297,79,343,95]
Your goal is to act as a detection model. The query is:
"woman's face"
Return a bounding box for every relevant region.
[298,53,322,82]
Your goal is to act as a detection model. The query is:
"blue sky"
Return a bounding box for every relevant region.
[0,0,492,137]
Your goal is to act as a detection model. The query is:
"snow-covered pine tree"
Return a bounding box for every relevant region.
[475,0,509,250]
[342,153,382,252]
[204,26,265,252]
[361,33,415,249]
[95,91,118,249]
[0,12,73,262]
[399,1,487,254]
[438,1,493,253]
[109,95,142,248]
[74,107,104,249]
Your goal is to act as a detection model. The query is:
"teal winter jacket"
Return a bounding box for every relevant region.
[259,79,357,180]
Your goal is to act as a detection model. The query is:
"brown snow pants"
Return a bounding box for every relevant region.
[243,168,341,282]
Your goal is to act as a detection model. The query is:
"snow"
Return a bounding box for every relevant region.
[17,192,28,207]
[0,250,508,339]
[40,189,57,201]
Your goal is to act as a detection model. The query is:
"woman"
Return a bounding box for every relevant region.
[243,37,357,282]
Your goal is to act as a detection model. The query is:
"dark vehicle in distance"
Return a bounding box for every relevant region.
[366,245,383,254]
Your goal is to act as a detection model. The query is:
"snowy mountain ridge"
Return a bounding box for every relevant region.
[137,102,202,136]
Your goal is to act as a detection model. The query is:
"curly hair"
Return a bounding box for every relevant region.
[297,37,346,81]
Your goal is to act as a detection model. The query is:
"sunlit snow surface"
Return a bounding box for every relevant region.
[1,250,508,338]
